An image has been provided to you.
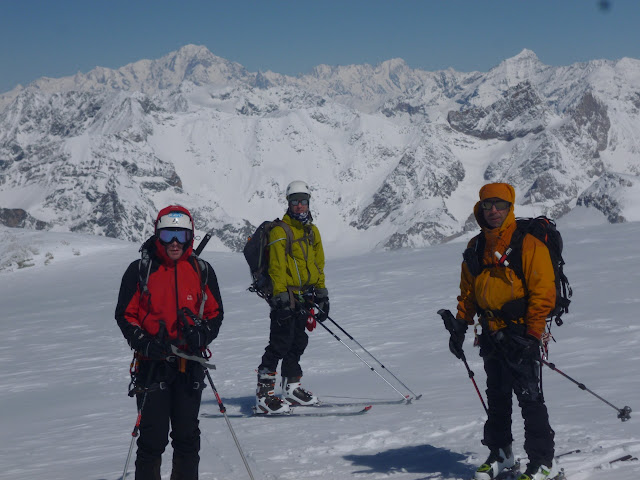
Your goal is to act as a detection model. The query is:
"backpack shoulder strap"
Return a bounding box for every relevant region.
[507,222,527,270]
[189,255,208,287]
[462,232,485,276]
[188,254,209,318]
[272,219,295,256]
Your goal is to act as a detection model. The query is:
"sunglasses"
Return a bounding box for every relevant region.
[289,198,309,206]
[480,200,511,211]
[158,229,193,245]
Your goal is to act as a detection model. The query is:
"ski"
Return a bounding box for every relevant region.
[474,459,568,480]
[609,454,638,464]
[556,449,581,458]
[492,469,565,480]
[297,398,408,408]
[203,405,372,419]
[496,464,521,480]
[470,463,521,480]
[252,405,372,417]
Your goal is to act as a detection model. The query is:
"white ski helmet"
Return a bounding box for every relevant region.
[155,205,194,232]
[286,180,311,200]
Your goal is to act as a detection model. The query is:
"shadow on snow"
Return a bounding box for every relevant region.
[344,444,474,479]
[201,394,256,415]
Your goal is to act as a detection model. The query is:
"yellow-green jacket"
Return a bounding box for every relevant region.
[268,214,326,297]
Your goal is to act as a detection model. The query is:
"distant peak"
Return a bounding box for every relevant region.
[168,44,221,63]
[175,44,212,56]
[490,48,545,76]
[501,49,543,67]
[514,49,539,60]
[379,58,408,69]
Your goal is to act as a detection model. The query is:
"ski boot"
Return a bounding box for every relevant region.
[516,460,559,480]
[256,370,290,414]
[282,376,319,406]
[475,445,516,480]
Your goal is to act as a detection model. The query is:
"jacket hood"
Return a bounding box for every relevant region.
[473,183,516,230]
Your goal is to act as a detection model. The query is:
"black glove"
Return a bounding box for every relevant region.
[184,323,208,353]
[506,333,540,363]
[270,292,290,310]
[448,334,465,359]
[129,328,169,361]
[270,292,294,326]
[314,288,329,323]
[438,309,468,360]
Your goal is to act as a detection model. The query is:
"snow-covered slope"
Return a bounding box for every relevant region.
[0,214,638,479]
[1,46,639,251]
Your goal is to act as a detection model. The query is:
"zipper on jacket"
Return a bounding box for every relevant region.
[174,260,181,339]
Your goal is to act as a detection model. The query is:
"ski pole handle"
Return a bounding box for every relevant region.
[437,309,467,360]
[437,309,457,334]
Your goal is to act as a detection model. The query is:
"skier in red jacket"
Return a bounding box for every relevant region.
[116,205,223,480]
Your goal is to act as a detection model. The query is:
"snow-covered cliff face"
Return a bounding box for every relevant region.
[1,45,638,250]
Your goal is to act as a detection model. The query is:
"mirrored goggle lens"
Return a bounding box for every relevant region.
[158,229,192,244]
[289,199,309,206]
[481,200,511,211]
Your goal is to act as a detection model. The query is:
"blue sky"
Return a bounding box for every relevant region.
[1,0,638,94]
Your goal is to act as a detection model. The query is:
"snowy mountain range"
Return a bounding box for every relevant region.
[1,44,639,251]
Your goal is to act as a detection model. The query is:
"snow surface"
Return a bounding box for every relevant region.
[0,216,639,480]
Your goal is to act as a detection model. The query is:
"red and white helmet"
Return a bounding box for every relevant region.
[155,205,194,233]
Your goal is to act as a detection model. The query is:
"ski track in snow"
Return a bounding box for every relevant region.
[0,218,639,479]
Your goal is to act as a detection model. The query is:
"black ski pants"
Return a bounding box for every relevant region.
[135,369,203,480]
[481,347,555,467]
[259,308,309,378]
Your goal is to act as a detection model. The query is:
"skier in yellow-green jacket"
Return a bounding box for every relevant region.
[256,180,329,414]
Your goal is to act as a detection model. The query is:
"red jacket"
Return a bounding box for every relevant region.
[115,237,223,345]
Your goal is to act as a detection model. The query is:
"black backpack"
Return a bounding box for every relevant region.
[243,219,295,299]
[463,216,572,328]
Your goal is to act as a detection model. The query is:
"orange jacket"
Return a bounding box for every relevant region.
[456,197,556,339]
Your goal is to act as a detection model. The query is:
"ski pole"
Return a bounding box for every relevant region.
[315,307,421,399]
[317,320,411,402]
[122,360,157,480]
[438,309,488,414]
[541,359,632,422]
[201,363,255,480]
[176,318,255,480]
[122,323,167,480]
[441,338,488,416]
[459,352,488,414]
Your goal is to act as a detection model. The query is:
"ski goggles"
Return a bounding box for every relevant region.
[289,198,309,206]
[158,228,193,245]
[480,200,511,211]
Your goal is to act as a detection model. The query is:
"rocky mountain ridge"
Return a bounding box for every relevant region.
[1,45,638,251]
